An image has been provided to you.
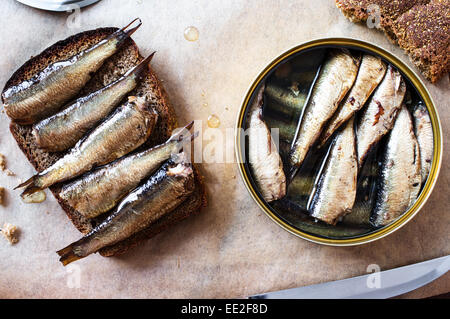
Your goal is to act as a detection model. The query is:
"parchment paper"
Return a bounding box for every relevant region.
[0,0,448,298]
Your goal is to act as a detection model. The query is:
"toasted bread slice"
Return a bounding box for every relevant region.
[335,0,449,83]
[6,27,206,257]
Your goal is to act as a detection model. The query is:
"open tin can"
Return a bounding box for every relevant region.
[235,38,442,246]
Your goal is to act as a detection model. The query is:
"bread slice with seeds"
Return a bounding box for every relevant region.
[4,27,207,257]
[335,0,449,82]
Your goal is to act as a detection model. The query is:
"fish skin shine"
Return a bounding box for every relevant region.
[17,96,157,195]
[32,53,155,152]
[59,122,194,219]
[371,106,421,227]
[57,159,195,265]
[413,103,433,185]
[309,117,358,225]
[247,84,286,202]
[2,21,141,124]
[289,49,360,172]
[319,54,387,147]
[356,65,406,167]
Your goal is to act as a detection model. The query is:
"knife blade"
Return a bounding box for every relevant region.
[16,0,100,12]
[249,255,450,299]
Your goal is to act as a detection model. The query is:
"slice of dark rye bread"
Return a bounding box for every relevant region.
[5,27,207,257]
[335,0,449,83]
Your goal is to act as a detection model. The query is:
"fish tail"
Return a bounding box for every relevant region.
[167,122,197,155]
[128,52,156,79]
[121,18,142,37]
[189,131,199,142]
[15,175,42,195]
[174,132,198,157]
[57,244,82,266]
[177,130,199,147]
[183,120,195,131]
[169,121,194,142]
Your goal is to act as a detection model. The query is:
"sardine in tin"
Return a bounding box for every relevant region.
[235,38,443,246]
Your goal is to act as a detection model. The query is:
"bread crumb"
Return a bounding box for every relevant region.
[0,154,14,176]
[21,190,46,204]
[0,154,5,171]
[0,187,4,206]
[1,223,18,245]
[5,169,15,176]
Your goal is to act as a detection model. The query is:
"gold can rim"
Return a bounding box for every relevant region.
[235,37,443,246]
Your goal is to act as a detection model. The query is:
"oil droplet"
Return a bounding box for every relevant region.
[184,26,199,42]
[207,114,220,128]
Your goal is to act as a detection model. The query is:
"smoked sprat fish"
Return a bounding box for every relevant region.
[32,52,155,152]
[356,65,406,167]
[371,106,421,227]
[59,121,196,219]
[57,158,195,266]
[2,18,142,124]
[17,96,157,196]
[309,117,358,225]
[247,84,286,202]
[289,49,360,176]
[319,54,387,147]
[413,102,433,184]
[342,151,379,226]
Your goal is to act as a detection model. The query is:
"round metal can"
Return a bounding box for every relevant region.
[235,38,443,246]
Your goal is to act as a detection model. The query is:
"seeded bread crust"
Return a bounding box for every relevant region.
[6,27,206,256]
[335,0,449,82]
